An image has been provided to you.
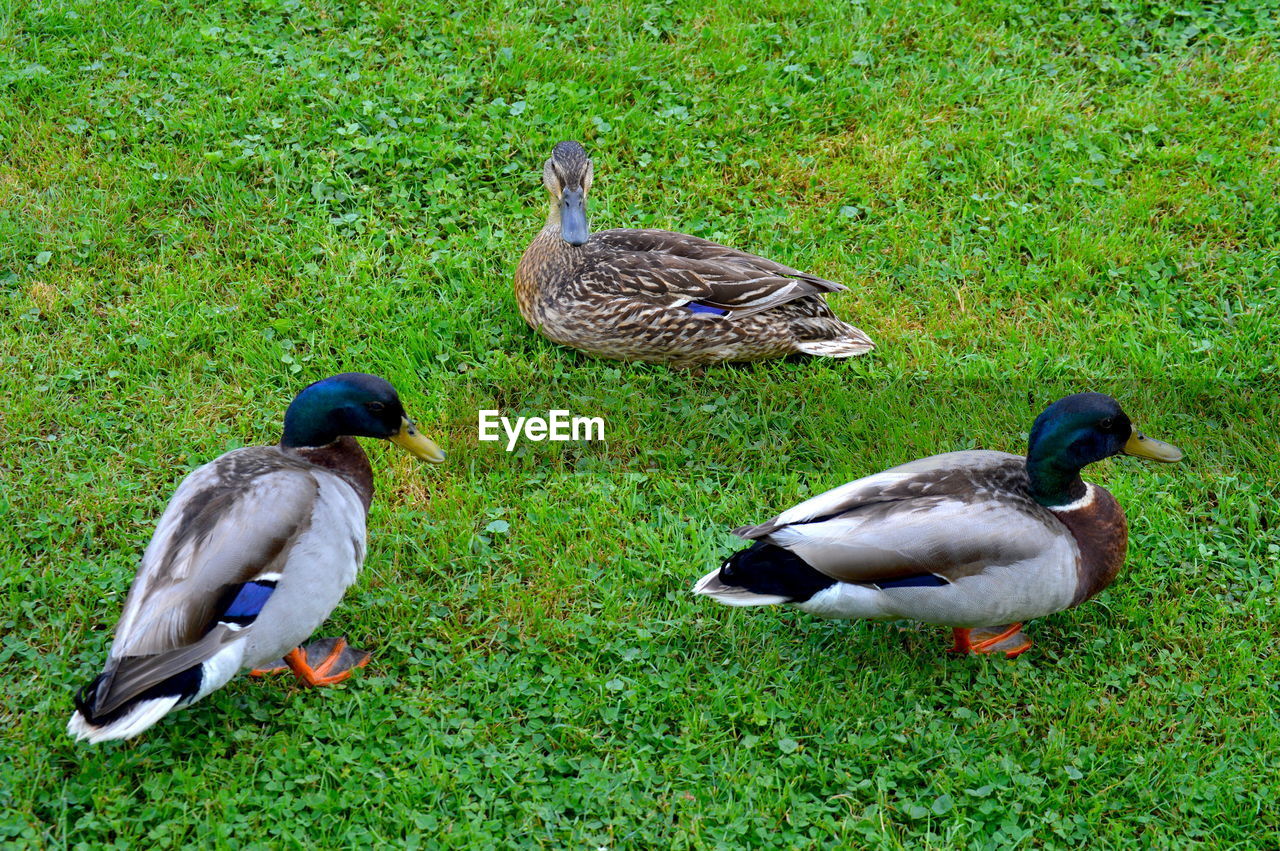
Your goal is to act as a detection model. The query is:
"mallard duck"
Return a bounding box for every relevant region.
[514,141,874,368]
[67,373,445,743]
[693,393,1182,657]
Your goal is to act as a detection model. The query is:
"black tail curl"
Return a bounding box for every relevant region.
[72,664,203,728]
[719,541,834,603]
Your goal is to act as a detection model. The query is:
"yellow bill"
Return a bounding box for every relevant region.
[390,416,446,463]
[1123,428,1183,463]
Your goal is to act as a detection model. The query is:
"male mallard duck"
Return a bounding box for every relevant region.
[693,393,1182,657]
[68,373,445,743]
[514,141,874,368]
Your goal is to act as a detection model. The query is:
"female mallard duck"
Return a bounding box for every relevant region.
[514,141,874,368]
[68,373,445,743]
[694,393,1182,657]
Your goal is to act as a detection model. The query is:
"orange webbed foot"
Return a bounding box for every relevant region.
[250,637,371,685]
[949,624,1032,659]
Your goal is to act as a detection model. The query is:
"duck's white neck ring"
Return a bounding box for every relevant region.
[1045,483,1096,512]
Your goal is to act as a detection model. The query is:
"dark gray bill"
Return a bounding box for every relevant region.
[559,188,589,246]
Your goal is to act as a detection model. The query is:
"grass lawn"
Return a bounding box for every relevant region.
[3,0,1278,846]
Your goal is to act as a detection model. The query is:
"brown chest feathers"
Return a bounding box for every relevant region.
[1050,485,1129,606]
[291,436,375,512]
[514,229,582,326]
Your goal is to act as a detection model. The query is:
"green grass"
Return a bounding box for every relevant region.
[3,0,1279,846]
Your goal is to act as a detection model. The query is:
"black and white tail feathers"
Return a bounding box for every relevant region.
[68,577,278,743]
[68,664,205,743]
[692,541,834,606]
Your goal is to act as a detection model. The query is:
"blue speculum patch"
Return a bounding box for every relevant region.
[876,573,949,589]
[687,302,729,316]
[223,581,277,618]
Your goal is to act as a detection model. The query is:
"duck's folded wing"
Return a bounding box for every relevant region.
[585,228,844,317]
[762,498,1067,585]
[735,451,1065,584]
[87,458,324,712]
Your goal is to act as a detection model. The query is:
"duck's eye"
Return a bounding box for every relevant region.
[1099,417,1114,431]
[366,401,386,414]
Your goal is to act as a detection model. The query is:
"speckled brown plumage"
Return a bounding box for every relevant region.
[515,141,874,368]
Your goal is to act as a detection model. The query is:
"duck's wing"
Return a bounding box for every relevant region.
[87,449,332,714]
[583,228,845,318]
[736,451,1067,585]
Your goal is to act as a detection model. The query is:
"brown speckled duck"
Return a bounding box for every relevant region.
[515,141,874,368]
[694,393,1183,657]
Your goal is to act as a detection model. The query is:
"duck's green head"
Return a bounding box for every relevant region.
[281,373,445,462]
[542,140,593,246]
[1027,392,1182,507]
